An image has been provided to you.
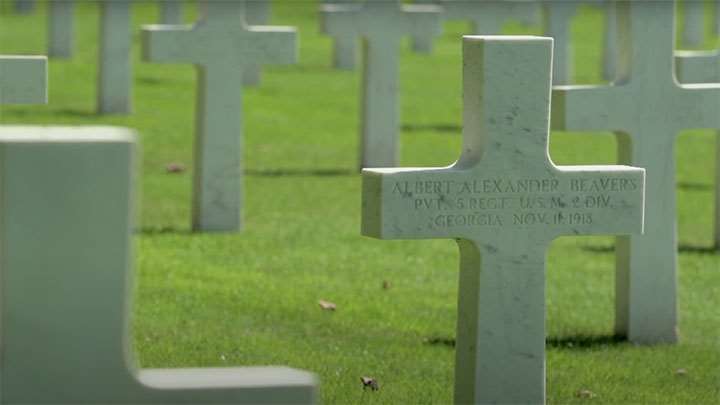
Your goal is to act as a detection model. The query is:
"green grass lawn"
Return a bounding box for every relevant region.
[1,1,719,403]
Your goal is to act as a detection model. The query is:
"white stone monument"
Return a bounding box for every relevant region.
[159,0,184,24]
[244,0,272,86]
[13,0,35,13]
[321,0,360,70]
[676,49,720,250]
[48,0,75,58]
[552,0,720,344]
[142,1,297,232]
[98,0,133,114]
[543,1,577,85]
[411,0,540,54]
[0,56,47,105]
[0,126,317,404]
[321,0,442,168]
[682,0,704,47]
[362,36,645,404]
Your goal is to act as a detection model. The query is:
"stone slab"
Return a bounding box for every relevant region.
[552,0,720,344]
[48,0,75,58]
[0,55,47,105]
[142,0,297,232]
[362,35,645,404]
[0,126,317,404]
[97,0,133,114]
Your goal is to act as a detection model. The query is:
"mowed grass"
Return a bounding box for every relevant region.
[1,1,719,403]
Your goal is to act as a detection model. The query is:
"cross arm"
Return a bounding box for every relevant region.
[676,84,720,129]
[402,4,443,39]
[551,85,623,131]
[0,56,47,105]
[320,4,362,37]
[244,26,298,66]
[141,24,199,64]
[675,50,720,84]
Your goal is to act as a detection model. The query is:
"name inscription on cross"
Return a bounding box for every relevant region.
[0,55,47,105]
[675,49,720,250]
[552,0,720,344]
[0,127,317,403]
[321,0,442,168]
[142,1,297,232]
[362,36,645,404]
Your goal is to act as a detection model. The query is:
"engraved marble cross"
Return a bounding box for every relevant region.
[321,0,442,168]
[97,0,132,114]
[0,55,47,105]
[362,36,645,404]
[142,1,297,232]
[675,49,720,250]
[48,0,75,58]
[552,0,720,344]
[0,126,317,403]
[543,1,577,84]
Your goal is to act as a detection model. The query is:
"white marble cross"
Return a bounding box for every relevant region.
[552,1,720,344]
[0,126,317,403]
[602,0,617,81]
[321,0,442,168]
[158,0,184,24]
[411,0,540,54]
[682,0,705,47]
[243,0,272,86]
[142,1,297,232]
[98,0,133,114]
[543,1,577,85]
[0,55,47,104]
[48,0,75,58]
[676,49,720,250]
[362,36,645,404]
[320,0,358,70]
[13,0,35,14]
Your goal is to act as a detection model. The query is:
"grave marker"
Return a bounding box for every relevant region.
[48,0,75,58]
[13,0,35,14]
[543,1,577,84]
[142,1,297,232]
[321,0,442,168]
[0,126,317,404]
[0,55,47,105]
[244,0,272,86]
[159,0,183,24]
[602,0,617,81]
[98,0,133,114]
[675,49,720,250]
[362,36,645,404]
[321,0,360,70]
[682,0,704,47]
[552,0,720,343]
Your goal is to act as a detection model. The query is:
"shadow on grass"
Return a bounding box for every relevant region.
[676,181,713,191]
[582,244,719,254]
[53,108,98,118]
[402,123,461,133]
[423,334,627,350]
[137,226,190,236]
[246,168,356,177]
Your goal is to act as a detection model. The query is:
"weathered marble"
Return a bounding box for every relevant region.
[543,1,577,85]
[362,36,645,404]
[159,0,183,24]
[13,0,35,13]
[243,0,272,86]
[0,126,317,404]
[553,1,720,344]
[321,0,442,168]
[602,0,617,81]
[0,56,47,105]
[682,0,704,47]
[675,49,720,250]
[97,0,132,114]
[142,1,297,232]
[321,0,360,70]
[48,0,75,58]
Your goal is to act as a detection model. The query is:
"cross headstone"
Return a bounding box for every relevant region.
[682,0,705,47]
[0,126,317,404]
[602,0,617,81]
[159,0,184,24]
[321,0,442,168]
[542,1,577,85]
[98,0,133,114]
[362,35,645,404]
[552,0,720,344]
[243,0,272,86]
[48,0,75,59]
[13,0,35,14]
[321,0,361,70]
[411,0,540,54]
[676,49,720,250]
[715,0,720,35]
[0,55,47,105]
[142,1,297,232]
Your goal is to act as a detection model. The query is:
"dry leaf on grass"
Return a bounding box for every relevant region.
[360,376,379,391]
[675,368,688,376]
[575,389,596,399]
[165,162,186,173]
[382,280,392,290]
[318,300,336,311]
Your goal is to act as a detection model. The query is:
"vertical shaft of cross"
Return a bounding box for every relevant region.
[602,0,617,81]
[333,34,357,70]
[682,0,704,47]
[361,37,401,168]
[243,0,271,87]
[48,0,75,58]
[192,63,244,232]
[159,0,183,24]
[13,0,35,13]
[98,0,132,114]
[543,2,575,85]
[454,238,547,405]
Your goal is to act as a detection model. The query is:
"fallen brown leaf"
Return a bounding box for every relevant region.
[382,280,392,290]
[360,376,379,391]
[575,389,596,399]
[165,162,186,173]
[675,368,688,376]
[318,300,336,311]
